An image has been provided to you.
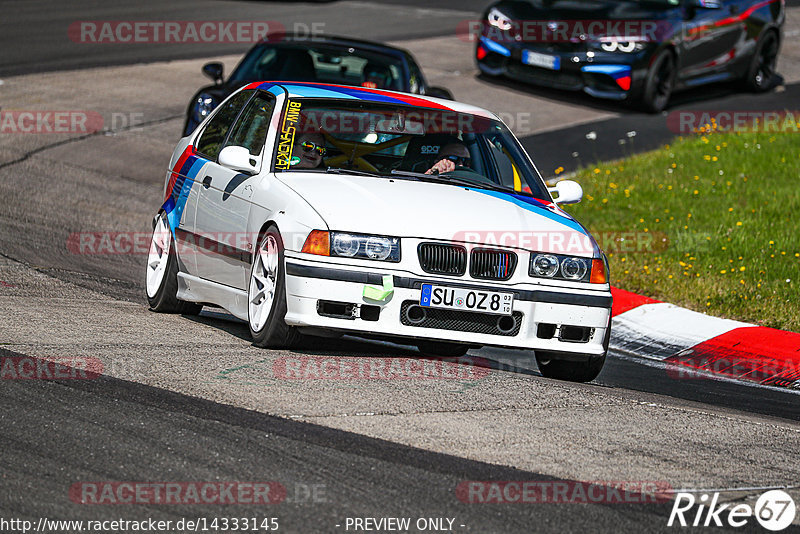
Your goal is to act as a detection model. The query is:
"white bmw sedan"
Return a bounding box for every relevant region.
[146,81,612,382]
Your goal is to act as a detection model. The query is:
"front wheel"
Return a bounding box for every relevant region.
[639,49,676,113]
[248,225,298,348]
[743,31,779,92]
[145,212,202,315]
[535,352,606,383]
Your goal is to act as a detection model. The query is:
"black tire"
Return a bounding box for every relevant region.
[417,341,470,358]
[743,30,779,92]
[248,225,299,348]
[639,49,676,113]
[536,316,610,383]
[535,352,606,383]
[146,214,202,315]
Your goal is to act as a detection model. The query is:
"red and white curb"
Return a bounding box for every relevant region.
[609,288,800,389]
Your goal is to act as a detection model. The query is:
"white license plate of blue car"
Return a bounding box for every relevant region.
[420,284,514,315]
[522,50,560,70]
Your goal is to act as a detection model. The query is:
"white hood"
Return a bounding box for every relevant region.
[278,172,598,257]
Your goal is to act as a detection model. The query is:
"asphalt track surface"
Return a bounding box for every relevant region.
[0,0,490,76]
[1,347,681,532]
[2,1,800,532]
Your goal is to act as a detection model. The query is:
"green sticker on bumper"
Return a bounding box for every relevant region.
[363,275,394,301]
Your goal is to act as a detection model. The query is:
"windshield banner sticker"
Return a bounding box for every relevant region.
[275,100,302,170]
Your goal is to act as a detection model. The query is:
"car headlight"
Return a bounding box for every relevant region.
[529,253,607,283]
[302,231,401,262]
[192,93,217,123]
[595,41,644,53]
[531,254,559,277]
[561,257,588,280]
[332,233,360,257]
[487,7,513,31]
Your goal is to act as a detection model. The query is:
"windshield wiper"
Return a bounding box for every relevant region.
[390,170,520,194]
[326,167,385,178]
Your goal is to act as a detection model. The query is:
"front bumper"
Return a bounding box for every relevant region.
[476,37,643,101]
[284,254,612,356]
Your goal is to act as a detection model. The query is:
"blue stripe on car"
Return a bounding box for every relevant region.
[163,156,208,231]
[468,188,588,235]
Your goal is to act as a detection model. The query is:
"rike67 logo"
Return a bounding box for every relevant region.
[668,490,796,531]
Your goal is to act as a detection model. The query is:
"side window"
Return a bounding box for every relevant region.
[196,90,254,160]
[225,92,276,156]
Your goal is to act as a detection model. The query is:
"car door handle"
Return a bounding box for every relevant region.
[729,5,739,14]
[202,176,212,189]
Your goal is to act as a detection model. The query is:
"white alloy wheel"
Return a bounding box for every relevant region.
[146,215,172,298]
[249,234,280,332]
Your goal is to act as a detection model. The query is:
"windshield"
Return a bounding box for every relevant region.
[271,99,551,201]
[229,44,405,91]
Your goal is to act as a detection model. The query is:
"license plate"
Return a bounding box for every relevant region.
[420,284,514,315]
[522,50,560,70]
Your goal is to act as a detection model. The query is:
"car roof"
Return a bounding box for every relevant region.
[255,32,409,59]
[242,81,497,118]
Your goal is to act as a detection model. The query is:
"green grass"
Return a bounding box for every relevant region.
[563,130,800,332]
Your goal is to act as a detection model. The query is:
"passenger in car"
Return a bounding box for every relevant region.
[362,62,394,90]
[290,132,327,169]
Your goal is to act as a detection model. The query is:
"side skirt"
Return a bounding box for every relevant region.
[177,272,249,321]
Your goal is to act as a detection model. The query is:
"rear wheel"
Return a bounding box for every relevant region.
[145,212,202,315]
[417,341,470,358]
[639,49,676,113]
[248,225,299,348]
[743,31,779,92]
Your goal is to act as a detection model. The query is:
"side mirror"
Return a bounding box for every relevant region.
[219,146,259,175]
[549,179,583,205]
[202,62,224,84]
[425,86,454,100]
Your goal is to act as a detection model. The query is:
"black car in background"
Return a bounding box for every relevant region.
[476,0,784,112]
[184,33,453,135]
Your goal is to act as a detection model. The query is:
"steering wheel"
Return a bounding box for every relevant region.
[322,131,411,173]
